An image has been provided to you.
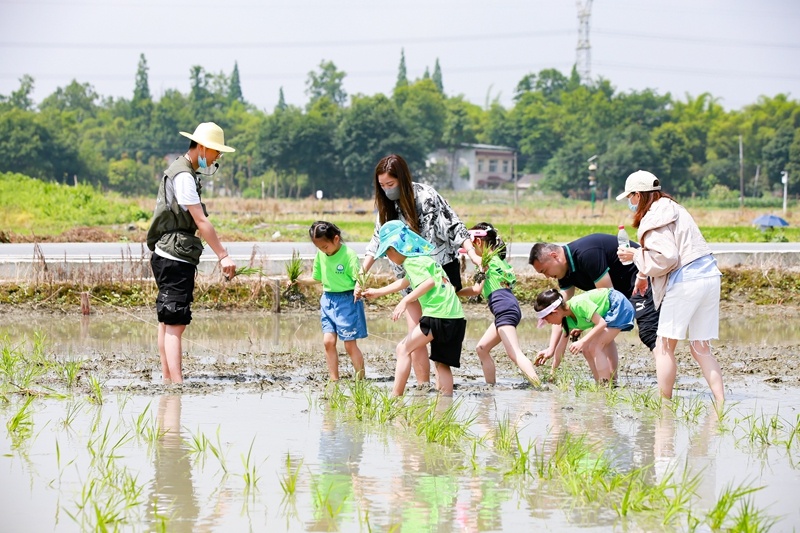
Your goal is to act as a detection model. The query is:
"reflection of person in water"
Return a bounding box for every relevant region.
[307,406,365,531]
[653,408,719,507]
[148,395,199,532]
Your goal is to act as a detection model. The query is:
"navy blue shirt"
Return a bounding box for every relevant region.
[557,233,641,298]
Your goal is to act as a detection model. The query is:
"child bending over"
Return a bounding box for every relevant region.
[533,287,635,384]
[457,222,540,387]
[363,221,466,396]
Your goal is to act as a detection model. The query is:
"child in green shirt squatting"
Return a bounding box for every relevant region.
[362,221,466,396]
[298,221,366,381]
[457,222,541,387]
[533,287,635,384]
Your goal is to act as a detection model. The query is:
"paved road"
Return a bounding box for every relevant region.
[2,241,799,260]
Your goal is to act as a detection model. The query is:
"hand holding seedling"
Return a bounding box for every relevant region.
[220,256,236,280]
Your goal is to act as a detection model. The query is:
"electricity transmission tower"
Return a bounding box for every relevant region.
[576,0,593,81]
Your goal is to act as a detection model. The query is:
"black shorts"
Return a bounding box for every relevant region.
[630,284,659,350]
[487,288,522,328]
[418,316,466,368]
[441,260,463,293]
[150,254,196,326]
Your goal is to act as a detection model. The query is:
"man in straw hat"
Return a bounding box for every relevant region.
[146,122,236,384]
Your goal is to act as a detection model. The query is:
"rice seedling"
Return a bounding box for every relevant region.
[784,414,800,450]
[235,265,267,277]
[355,269,373,290]
[621,388,662,413]
[241,437,261,493]
[705,480,764,530]
[87,374,104,405]
[661,462,703,526]
[208,426,228,474]
[312,477,348,521]
[279,453,303,496]
[613,467,656,517]
[493,412,515,454]
[669,395,707,424]
[6,396,36,449]
[506,433,533,477]
[87,419,132,466]
[59,358,83,388]
[726,496,777,532]
[283,249,305,302]
[131,402,152,436]
[409,398,476,447]
[738,411,784,447]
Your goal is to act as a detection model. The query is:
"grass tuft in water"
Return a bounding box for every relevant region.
[279,453,303,496]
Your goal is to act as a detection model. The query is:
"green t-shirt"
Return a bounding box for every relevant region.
[312,244,360,292]
[482,255,517,300]
[403,256,464,319]
[565,288,611,331]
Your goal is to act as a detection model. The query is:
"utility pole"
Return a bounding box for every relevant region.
[576,0,593,81]
[738,135,744,209]
[782,170,789,215]
[513,151,518,208]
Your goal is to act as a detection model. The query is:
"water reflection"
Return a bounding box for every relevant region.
[148,394,199,532]
[307,407,365,531]
[1,310,795,363]
[653,409,719,507]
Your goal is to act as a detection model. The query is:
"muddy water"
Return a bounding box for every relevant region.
[1,309,800,531]
[1,308,797,360]
[1,385,799,532]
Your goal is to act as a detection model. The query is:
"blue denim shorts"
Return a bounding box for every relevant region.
[320,291,368,341]
[605,289,636,332]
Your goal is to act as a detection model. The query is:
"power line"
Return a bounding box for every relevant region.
[0,29,573,50]
[594,60,800,82]
[593,28,800,50]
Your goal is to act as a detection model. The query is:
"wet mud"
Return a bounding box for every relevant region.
[7,301,799,397]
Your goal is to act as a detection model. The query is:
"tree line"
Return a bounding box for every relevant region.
[1,52,798,200]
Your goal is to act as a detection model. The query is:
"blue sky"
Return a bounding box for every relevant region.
[1,0,798,112]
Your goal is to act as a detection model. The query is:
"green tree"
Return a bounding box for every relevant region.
[133,53,151,104]
[432,58,443,94]
[1,75,36,111]
[108,157,155,195]
[306,60,347,107]
[276,87,287,111]
[396,49,408,90]
[398,79,446,150]
[336,94,423,196]
[39,80,99,122]
[229,61,244,103]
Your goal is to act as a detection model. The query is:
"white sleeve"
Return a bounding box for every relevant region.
[174,172,201,208]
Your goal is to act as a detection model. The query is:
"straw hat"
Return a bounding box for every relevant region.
[179,122,235,153]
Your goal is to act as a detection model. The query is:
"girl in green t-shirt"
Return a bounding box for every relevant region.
[533,287,635,384]
[362,221,466,396]
[457,222,540,387]
[298,221,366,381]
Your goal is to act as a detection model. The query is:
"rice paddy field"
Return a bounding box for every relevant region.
[1,309,799,532]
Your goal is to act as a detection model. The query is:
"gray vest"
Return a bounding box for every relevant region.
[146,157,207,265]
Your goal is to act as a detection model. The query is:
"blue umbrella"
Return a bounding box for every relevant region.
[752,214,789,228]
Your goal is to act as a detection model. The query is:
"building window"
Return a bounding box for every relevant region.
[502,160,509,173]
[489,159,497,172]
[478,159,484,172]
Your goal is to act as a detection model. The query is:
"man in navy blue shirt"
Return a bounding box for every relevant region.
[529,234,659,365]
